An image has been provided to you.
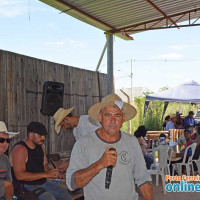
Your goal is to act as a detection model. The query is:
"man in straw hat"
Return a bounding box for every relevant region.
[165,115,176,131]
[66,94,152,200]
[175,111,184,128]
[53,107,101,172]
[53,107,101,141]
[9,122,71,200]
[0,121,19,200]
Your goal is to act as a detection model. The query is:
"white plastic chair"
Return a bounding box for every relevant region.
[148,145,172,194]
[172,143,197,176]
[192,146,200,174]
[193,156,200,174]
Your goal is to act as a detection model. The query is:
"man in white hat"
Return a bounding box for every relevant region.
[53,107,101,141]
[53,107,101,172]
[0,121,19,200]
[66,94,152,200]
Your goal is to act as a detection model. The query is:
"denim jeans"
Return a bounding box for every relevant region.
[24,180,71,200]
[144,154,154,169]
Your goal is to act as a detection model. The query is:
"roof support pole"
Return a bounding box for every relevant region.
[95,41,107,72]
[107,33,114,94]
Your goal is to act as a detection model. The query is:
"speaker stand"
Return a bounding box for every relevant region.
[47,116,56,169]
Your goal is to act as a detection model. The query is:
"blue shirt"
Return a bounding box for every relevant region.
[184,116,198,128]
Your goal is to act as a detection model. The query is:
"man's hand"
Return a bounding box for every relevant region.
[45,169,62,179]
[97,146,117,170]
[58,160,70,173]
[4,181,13,200]
[73,146,117,189]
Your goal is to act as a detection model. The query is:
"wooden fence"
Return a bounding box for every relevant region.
[0,50,107,154]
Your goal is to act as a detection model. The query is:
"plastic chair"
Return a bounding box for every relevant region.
[148,145,172,194]
[172,143,197,176]
[192,146,200,174]
[193,157,200,174]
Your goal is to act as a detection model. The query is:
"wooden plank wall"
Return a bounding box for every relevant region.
[0,50,107,154]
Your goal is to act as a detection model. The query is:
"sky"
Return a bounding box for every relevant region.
[1,0,200,93]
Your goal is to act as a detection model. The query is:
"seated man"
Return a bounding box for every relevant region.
[134,126,153,169]
[191,126,200,141]
[53,107,101,172]
[177,129,198,174]
[162,115,170,130]
[166,115,176,131]
[175,112,184,129]
[184,111,198,128]
[9,122,71,200]
[66,94,152,200]
[179,129,193,156]
[178,125,195,147]
[0,121,19,200]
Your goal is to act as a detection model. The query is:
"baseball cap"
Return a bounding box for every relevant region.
[27,122,48,136]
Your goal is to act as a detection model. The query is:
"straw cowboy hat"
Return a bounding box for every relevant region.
[171,115,177,119]
[88,94,137,122]
[53,106,75,133]
[0,121,19,138]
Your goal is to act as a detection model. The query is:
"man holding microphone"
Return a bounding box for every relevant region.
[66,94,152,200]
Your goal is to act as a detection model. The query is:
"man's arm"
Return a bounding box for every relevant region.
[4,181,13,200]
[131,137,152,196]
[140,183,153,200]
[67,146,117,190]
[41,145,52,172]
[184,117,189,126]
[11,145,59,181]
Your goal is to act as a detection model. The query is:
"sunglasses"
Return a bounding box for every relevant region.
[0,137,11,143]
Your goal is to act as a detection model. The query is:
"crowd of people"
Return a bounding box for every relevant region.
[163,111,198,131]
[0,93,153,200]
[2,93,199,199]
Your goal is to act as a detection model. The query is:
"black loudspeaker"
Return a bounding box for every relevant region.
[40,81,64,116]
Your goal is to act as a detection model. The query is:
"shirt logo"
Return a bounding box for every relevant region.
[0,169,7,180]
[119,151,131,165]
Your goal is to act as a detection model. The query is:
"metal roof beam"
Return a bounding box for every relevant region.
[113,7,200,33]
[124,23,200,33]
[145,0,180,29]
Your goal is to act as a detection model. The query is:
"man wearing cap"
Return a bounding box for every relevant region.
[175,111,184,128]
[9,122,71,200]
[0,121,19,200]
[184,111,198,128]
[66,94,152,200]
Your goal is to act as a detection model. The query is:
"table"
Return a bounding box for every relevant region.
[146,131,169,140]
[170,157,182,162]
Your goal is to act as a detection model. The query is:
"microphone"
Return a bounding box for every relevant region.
[105,147,116,189]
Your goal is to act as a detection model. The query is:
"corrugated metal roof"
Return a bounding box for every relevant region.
[39,0,200,40]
